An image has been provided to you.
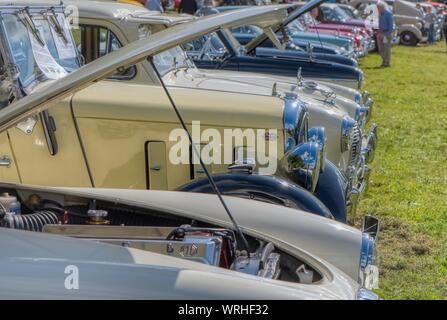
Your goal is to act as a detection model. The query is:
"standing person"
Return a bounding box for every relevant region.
[195,0,219,16]
[178,0,197,14]
[145,0,164,12]
[425,6,436,45]
[376,1,394,68]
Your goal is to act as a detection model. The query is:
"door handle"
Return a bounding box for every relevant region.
[0,155,11,167]
[150,165,161,171]
[40,111,58,156]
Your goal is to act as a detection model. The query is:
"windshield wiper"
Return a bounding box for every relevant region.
[150,57,251,253]
[43,8,69,44]
[16,8,45,47]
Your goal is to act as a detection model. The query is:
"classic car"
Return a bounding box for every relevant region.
[299,11,376,52]
[349,0,428,45]
[311,2,400,49]
[0,2,360,223]
[0,184,379,298]
[0,1,380,295]
[216,5,360,58]
[229,24,360,65]
[67,0,378,221]
[419,2,443,41]
[186,2,366,90]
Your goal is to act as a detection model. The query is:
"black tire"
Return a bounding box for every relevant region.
[400,31,419,46]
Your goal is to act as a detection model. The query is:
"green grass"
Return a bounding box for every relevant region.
[356,42,447,299]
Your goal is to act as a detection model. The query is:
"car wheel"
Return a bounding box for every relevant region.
[400,31,418,46]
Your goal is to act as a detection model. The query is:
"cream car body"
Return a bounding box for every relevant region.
[74,1,374,123]
[69,0,375,197]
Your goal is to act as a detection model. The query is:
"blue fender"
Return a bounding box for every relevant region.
[315,160,348,223]
[176,172,333,220]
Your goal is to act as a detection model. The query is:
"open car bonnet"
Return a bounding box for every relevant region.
[0,4,289,132]
[245,0,327,53]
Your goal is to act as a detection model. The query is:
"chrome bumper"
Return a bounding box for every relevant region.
[346,124,378,220]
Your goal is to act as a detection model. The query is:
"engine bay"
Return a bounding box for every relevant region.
[0,187,322,284]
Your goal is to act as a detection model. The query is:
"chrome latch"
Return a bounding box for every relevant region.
[0,155,11,167]
[16,116,37,135]
[228,158,256,174]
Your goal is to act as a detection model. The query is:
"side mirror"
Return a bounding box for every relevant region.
[362,215,379,239]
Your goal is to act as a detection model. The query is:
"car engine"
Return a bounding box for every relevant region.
[0,190,321,284]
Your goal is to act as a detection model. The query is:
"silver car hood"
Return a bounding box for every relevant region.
[0,226,356,299]
[4,182,363,285]
[0,184,361,299]
[0,4,289,133]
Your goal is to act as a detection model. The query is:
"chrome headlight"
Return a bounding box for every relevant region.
[359,233,379,290]
[354,92,362,104]
[359,215,380,290]
[361,91,370,105]
[357,69,364,89]
[355,106,369,130]
[308,127,326,172]
[341,116,356,152]
[356,288,380,300]
[283,95,309,153]
[278,142,321,193]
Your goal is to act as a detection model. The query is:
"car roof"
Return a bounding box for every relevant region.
[66,0,193,25]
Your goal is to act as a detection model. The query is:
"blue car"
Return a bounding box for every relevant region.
[231,24,358,67]
[185,30,363,89]
[217,5,358,58]
[185,0,364,88]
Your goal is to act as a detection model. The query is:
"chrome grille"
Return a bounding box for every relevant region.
[350,124,362,166]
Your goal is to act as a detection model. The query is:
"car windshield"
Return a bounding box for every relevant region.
[287,20,306,33]
[298,13,319,27]
[1,11,79,90]
[232,25,263,35]
[183,33,229,61]
[340,6,359,19]
[323,6,352,22]
[153,45,195,76]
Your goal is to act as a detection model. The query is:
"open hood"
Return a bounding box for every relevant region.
[0,4,288,133]
[245,0,327,53]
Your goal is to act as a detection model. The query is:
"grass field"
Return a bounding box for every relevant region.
[356,42,447,299]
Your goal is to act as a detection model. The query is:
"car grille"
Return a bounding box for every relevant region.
[350,124,362,166]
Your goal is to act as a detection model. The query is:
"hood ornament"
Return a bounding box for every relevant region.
[272,82,278,97]
[296,67,336,104]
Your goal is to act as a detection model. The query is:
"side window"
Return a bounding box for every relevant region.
[73,25,135,80]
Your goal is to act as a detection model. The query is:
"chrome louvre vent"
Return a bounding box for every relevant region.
[350,124,362,166]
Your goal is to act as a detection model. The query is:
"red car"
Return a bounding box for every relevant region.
[298,13,375,55]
